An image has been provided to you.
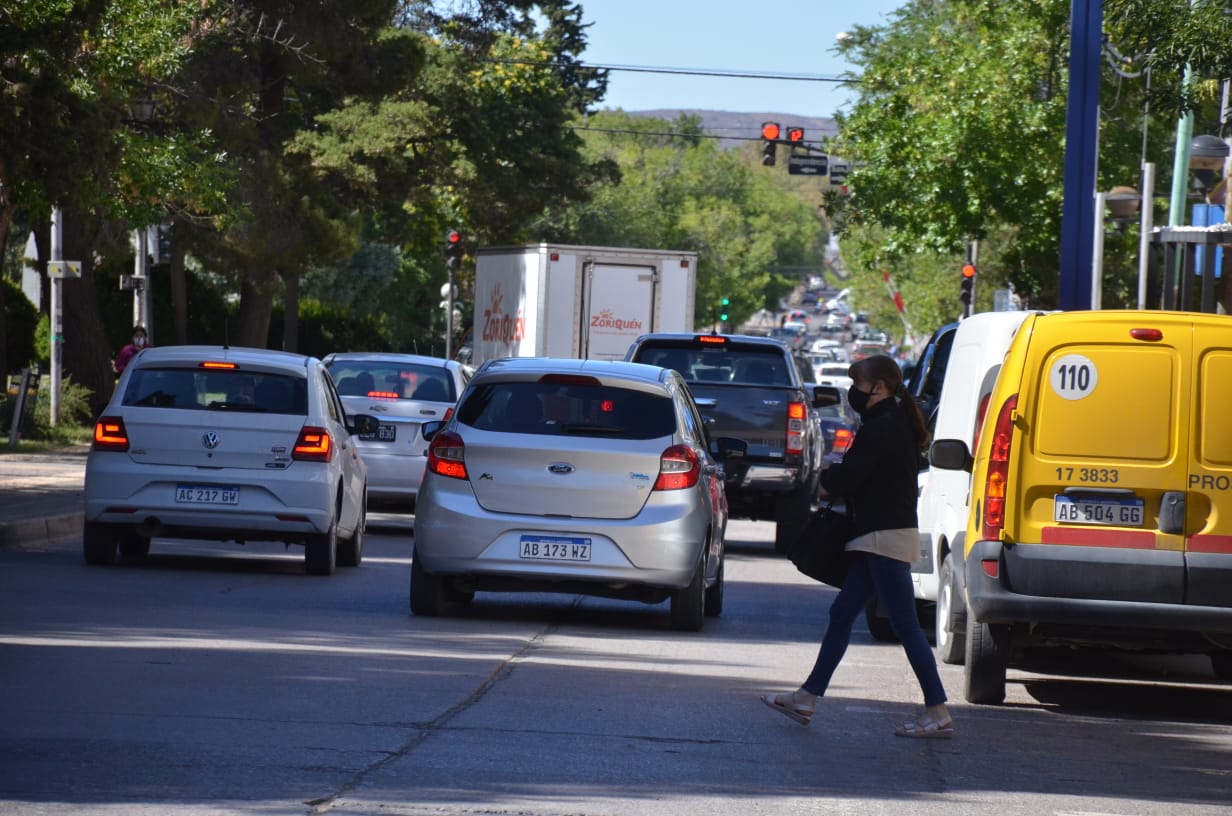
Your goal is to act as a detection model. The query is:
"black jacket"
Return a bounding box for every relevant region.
[820,398,920,537]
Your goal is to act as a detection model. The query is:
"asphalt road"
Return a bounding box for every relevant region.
[1,515,1230,816]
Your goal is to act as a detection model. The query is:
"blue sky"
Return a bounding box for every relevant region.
[576,0,907,119]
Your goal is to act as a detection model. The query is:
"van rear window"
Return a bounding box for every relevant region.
[1036,347,1173,461]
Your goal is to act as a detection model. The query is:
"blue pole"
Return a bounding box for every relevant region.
[1058,0,1103,311]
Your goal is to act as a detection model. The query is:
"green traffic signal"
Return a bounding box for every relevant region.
[719,296,730,322]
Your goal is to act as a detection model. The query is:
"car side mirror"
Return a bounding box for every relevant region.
[713,436,747,460]
[812,384,841,409]
[350,414,379,436]
[930,439,973,472]
[420,420,445,442]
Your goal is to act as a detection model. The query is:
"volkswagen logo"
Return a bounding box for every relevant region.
[547,463,575,475]
[202,432,220,450]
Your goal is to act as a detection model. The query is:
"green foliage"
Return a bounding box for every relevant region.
[2,278,37,372]
[267,299,393,359]
[0,375,98,442]
[548,110,828,327]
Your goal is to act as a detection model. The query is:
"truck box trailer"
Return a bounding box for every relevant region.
[472,243,697,365]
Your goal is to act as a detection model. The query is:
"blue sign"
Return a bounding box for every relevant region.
[1192,203,1224,279]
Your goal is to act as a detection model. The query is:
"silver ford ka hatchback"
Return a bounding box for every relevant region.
[410,358,741,630]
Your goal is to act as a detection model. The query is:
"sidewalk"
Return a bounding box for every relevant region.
[0,443,88,549]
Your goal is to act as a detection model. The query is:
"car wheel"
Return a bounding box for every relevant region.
[1211,652,1232,681]
[305,517,337,576]
[446,581,475,605]
[670,560,706,632]
[935,552,966,665]
[410,552,447,616]
[83,522,119,565]
[864,598,899,642]
[118,532,151,559]
[964,614,1009,705]
[704,555,724,618]
[337,498,365,568]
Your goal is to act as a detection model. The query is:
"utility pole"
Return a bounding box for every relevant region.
[1058,0,1102,310]
[49,209,63,427]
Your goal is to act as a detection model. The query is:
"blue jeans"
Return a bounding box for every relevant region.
[801,552,948,706]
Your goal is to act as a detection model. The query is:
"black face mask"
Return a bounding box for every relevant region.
[848,385,871,415]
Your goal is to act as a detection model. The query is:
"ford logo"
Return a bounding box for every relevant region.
[202,432,220,449]
[547,463,575,475]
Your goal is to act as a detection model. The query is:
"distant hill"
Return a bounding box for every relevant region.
[617,108,838,150]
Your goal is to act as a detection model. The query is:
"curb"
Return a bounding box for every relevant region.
[0,513,83,550]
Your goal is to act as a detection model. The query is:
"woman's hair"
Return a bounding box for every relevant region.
[848,354,930,447]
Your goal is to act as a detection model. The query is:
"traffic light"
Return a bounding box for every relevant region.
[154,224,172,266]
[786,126,805,144]
[960,263,976,308]
[761,122,780,166]
[719,296,731,322]
[445,229,463,271]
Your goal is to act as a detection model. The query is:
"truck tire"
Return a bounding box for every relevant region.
[935,553,966,665]
[670,560,706,631]
[964,614,1009,705]
[410,554,447,617]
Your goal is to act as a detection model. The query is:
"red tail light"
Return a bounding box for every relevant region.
[654,444,700,490]
[832,427,854,454]
[367,390,399,400]
[786,402,806,456]
[293,426,333,462]
[443,406,454,422]
[93,416,130,451]
[427,430,468,480]
[981,394,1018,541]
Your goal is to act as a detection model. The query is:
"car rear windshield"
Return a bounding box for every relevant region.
[456,381,676,439]
[325,361,455,403]
[632,343,793,386]
[122,367,308,414]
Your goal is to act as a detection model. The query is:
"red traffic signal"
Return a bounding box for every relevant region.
[961,263,977,278]
[761,122,781,141]
[786,126,805,143]
[446,230,462,247]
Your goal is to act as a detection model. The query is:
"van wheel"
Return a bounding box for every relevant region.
[964,615,1009,705]
[1211,652,1232,681]
[305,518,338,576]
[410,554,447,617]
[864,599,899,643]
[935,553,966,664]
[704,556,724,617]
[83,522,119,565]
[670,560,706,631]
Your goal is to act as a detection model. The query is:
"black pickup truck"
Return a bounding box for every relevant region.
[625,333,827,552]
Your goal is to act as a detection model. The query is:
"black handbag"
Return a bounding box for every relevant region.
[787,503,855,588]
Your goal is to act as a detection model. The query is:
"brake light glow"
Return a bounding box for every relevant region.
[696,335,727,345]
[786,401,806,456]
[653,444,700,490]
[427,430,468,480]
[200,361,238,370]
[293,426,333,462]
[981,394,1018,541]
[832,427,854,454]
[367,391,399,400]
[92,416,130,451]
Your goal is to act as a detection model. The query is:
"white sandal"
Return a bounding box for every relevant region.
[760,692,814,726]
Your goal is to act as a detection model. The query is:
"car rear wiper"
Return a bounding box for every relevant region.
[560,423,627,435]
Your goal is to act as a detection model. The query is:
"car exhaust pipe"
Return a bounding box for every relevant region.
[137,517,163,538]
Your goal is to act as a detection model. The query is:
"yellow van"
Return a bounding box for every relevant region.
[931,310,1232,704]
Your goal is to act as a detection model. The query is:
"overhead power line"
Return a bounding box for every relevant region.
[485,58,855,84]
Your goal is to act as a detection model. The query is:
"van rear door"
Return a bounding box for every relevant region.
[1014,315,1190,604]
[1186,319,1232,608]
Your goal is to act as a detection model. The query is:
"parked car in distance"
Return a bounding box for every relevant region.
[411,357,745,631]
[323,352,472,512]
[84,345,376,575]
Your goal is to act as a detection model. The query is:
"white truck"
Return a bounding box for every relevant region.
[471,243,698,365]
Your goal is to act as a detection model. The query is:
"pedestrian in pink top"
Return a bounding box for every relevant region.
[114,325,151,377]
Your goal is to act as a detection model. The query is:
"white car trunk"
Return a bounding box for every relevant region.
[122,407,308,470]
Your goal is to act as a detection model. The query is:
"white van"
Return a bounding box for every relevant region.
[913,311,1037,661]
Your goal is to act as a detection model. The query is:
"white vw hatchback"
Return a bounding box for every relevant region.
[83,346,376,575]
